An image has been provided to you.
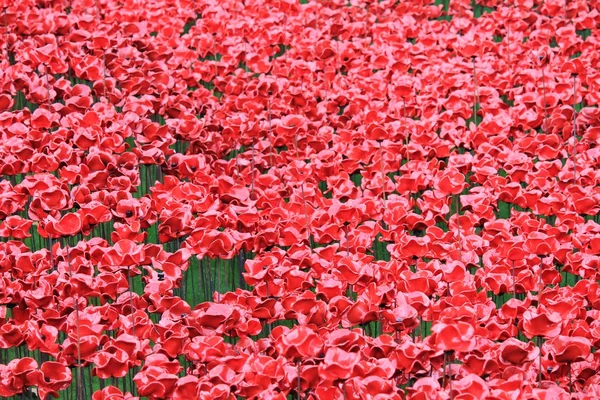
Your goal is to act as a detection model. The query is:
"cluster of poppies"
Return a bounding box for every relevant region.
[1,0,600,398]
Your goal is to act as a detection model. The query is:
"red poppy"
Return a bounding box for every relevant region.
[24,322,59,356]
[499,338,540,365]
[521,307,563,339]
[431,321,476,353]
[436,168,466,196]
[381,303,419,332]
[92,347,130,379]
[561,58,586,77]
[0,216,32,239]
[92,386,136,400]
[275,325,324,360]
[547,336,591,364]
[319,347,361,380]
[173,376,199,400]
[275,114,307,138]
[406,377,441,399]
[40,212,83,238]
[38,362,72,400]
[133,354,180,399]
[5,357,39,391]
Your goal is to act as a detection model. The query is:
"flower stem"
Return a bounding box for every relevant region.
[569,362,573,394]
[66,244,83,400]
[572,74,578,184]
[472,57,478,126]
[538,335,543,386]
[541,67,549,133]
[268,99,274,168]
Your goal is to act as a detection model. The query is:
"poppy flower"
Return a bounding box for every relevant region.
[193,303,235,330]
[381,304,419,332]
[431,321,476,353]
[436,168,466,195]
[275,114,307,136]
[184,335,227,363]
[0,216,32,239]
[92,386,136,400]
[5,357,40,391]
[275,325,324,360]
[449,374,490,399]
[319,347,361,380]
[546,336,591,364]
[499,338,540,365]
[133,354,180,399]
[532,48,551,68]
[92,347,130,379]
[102,239,145,267]
[344,299,379,327]
[561,58,586,77]
[40,212,83,238]
[524,232,559,256]
[172,376,200,400]
[521,307,563,339]
[38,362,72,400]
[406,377,441,399]
[24,322,59,356]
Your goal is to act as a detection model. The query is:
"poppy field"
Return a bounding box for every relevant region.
[1,0,600,398]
